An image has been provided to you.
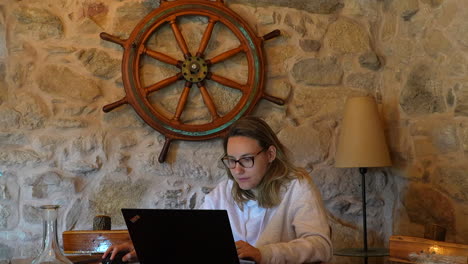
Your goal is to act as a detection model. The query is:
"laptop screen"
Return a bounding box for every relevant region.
[122,209,245,264]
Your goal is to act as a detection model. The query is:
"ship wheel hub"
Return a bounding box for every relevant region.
[181,56,208,83]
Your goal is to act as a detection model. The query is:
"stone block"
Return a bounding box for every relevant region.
[71,134,102,155]
[51,119,88,129]
[114,3,153,38]
[433,166,468,202]
[435,1,458,27]
[324,17,370,54]
[77,49,120,79]
[37,65,102,103]
[0,185,9,200]
[0,203,19,231]
[445,56,467,78]
[10,61,34,89]
[229,0,343,14]
[63,159,101,175]
[103,109,145,129]
[284,14,306,36]
[12,93,48,130]
[299,39,321,52]
[410,120,460,154]
[447,8,468,49]
[0,242,13,260]
[291,0,344,14]
[413,137,437,157]
[22,205,42,224]
[25,171,70,199]
[264,78,292,102]
[400,64,446,116]
[0,170,19,200]
[460,122,468,152]
[421,0,445,8]
[455,84,468,116]
[345,72,377,92]
[0,21,6,59]
[277,120,332,166]
[403,184,455,231]
[0,107,21,130]
[65,199,83,231]
[431,125,460,154]
[13,7,63,40]
[423,30,453,57]
[0,148,42,166]
[359,52,382,71]
[265,44,296,78]
[0,204,10,229]
[78,17,104,35]
[89,178,150,226]
[389,0,419,21]
[163,189,187,209]
[381,12,397,41]
[292,57,343,86]
[0,132,28,145]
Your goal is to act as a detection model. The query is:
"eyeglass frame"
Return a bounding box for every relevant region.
[221,148,266,169]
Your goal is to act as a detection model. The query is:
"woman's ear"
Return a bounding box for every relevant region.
[267,145,277,162]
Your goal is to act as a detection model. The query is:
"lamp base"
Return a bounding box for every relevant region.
[334,247,389,257]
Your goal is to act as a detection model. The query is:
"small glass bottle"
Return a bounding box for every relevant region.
[32,205,72,264]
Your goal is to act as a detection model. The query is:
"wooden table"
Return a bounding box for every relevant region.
[10,255,102,264]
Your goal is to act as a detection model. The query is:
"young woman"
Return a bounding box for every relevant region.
[103,116,332,263]
[200,116,332,263]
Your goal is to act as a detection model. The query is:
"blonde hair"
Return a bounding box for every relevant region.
[223,116,310,209]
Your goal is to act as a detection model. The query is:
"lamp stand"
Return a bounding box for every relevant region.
[334,167,389,263]
[360,167,369,264]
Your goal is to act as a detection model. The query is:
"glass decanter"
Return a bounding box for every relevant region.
[32,205,72,264]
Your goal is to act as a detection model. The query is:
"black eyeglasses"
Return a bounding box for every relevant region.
[221,149,265,169]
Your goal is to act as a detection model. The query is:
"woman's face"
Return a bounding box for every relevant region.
[225,136,276,190]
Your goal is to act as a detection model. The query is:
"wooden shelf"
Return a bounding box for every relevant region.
[389,235,468,264]
[63,230,131,254]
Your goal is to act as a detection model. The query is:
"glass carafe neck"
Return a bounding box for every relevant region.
[42,205,60,252]
[32,205,72,264]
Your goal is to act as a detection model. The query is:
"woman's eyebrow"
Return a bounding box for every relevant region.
[226,152,255,158]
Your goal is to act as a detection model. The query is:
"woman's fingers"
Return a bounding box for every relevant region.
[102,245,114,259]
[122,250,137,262]
[102,242,135,260]
[235,240,261,263]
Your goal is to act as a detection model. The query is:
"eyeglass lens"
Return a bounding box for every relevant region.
[222,157,254,169]
[221,149,265,169]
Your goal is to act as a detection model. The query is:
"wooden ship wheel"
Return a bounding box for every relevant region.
[101,0,284,162]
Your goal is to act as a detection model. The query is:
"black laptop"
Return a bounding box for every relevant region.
[121,209,255,264]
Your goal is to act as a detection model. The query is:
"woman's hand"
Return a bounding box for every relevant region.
[102,241,138,262]
[235,240,262,263]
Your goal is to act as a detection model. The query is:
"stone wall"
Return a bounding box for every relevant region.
[0,0,467,263]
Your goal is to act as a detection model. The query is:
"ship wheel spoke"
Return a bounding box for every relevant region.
[145,73,182,95]
[197,82,219,120]
[143,47,182,67]
[207,73,246,92]
[207,46,244,65]
[173,81,192,123]
[196,18,218,57]
[102,97,128,113]
[169,17,192,58]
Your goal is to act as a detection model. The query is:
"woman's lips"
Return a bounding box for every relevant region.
[237,177,249,182]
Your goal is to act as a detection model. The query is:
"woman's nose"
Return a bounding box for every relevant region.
[232,162,244,174]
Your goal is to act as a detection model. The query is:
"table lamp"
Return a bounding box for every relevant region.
[334,96,392,264]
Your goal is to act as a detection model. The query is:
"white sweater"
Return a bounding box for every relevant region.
[201,177,332,264]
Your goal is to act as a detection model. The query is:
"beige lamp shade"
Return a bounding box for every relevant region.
[335,96,392,168]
